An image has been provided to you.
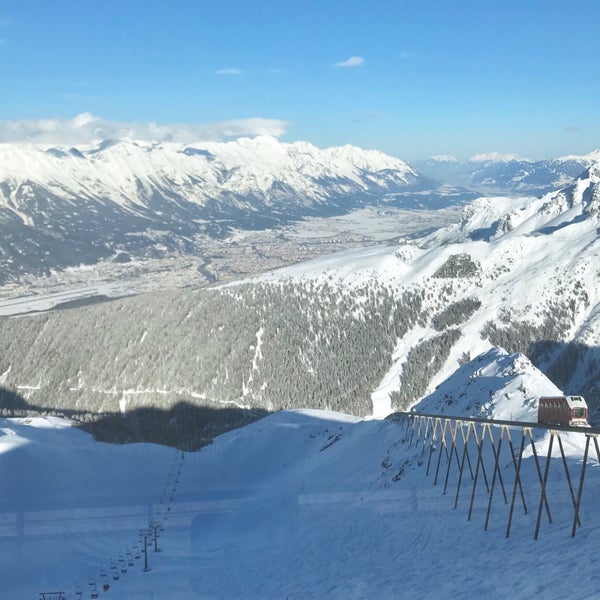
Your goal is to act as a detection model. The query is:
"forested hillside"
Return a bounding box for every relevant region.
[0,281,426,427]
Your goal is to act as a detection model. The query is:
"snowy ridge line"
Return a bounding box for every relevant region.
[391,411,597,434]
[393,412,599,540]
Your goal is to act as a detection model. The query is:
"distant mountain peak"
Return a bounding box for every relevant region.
[468,152,531,163]
[428,155,458,162]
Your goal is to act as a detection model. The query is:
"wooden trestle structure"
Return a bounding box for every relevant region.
[389,411,600,540]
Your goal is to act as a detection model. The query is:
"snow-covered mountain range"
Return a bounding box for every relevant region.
[415,150,600,195]
[3,347,600,599]
[0,137,458,283]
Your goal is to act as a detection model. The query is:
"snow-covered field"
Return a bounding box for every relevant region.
[3,349,599,600]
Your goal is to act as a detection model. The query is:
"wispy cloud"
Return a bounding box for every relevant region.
[0,113,289,145]
[216,67,242,76]
[398,50,410,59]
[0,38,6,46]
[334,56,365,68]
[565,124,581,133]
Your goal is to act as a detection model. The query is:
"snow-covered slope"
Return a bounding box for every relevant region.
[3,352,600,599]
[413,347,562,421]
[0,137,456,283]
[259,159,600,418]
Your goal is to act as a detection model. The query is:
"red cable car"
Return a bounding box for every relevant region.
[538,395,589,427]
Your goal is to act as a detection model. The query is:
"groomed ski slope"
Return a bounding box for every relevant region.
[2,348,599,599]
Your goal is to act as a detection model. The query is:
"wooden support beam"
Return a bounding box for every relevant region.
[534,433,555,541]
[443,420,460,495]
[433,420,450,486]
[484,427,505,531]
[468,423,490,521]
[529,433,552,525]
[571,434,591,538]
[556,433,580,528]
[454,422,473,509]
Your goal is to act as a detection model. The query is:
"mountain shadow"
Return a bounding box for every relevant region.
[0,388,269,450]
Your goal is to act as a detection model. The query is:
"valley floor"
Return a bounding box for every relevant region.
[0,205,462,314]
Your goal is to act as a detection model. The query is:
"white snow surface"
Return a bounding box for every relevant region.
[3,369,600,599]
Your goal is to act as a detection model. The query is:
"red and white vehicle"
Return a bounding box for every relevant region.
[538,395,589,427]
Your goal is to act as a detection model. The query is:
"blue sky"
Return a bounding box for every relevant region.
[0,0,599,160]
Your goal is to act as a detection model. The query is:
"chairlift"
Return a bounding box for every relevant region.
[102,577,110,592]
[90,586,99,599]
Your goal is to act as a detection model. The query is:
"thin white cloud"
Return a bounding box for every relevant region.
[334,56,365,68]
[0,38,6,45]
[0,113,289,145]
[0,18,10,27]
[398,50,410,59]
[216,67,242,76]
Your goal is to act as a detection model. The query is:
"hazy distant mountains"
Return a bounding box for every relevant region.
[414,151,600,195]
[0,137,467,283]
